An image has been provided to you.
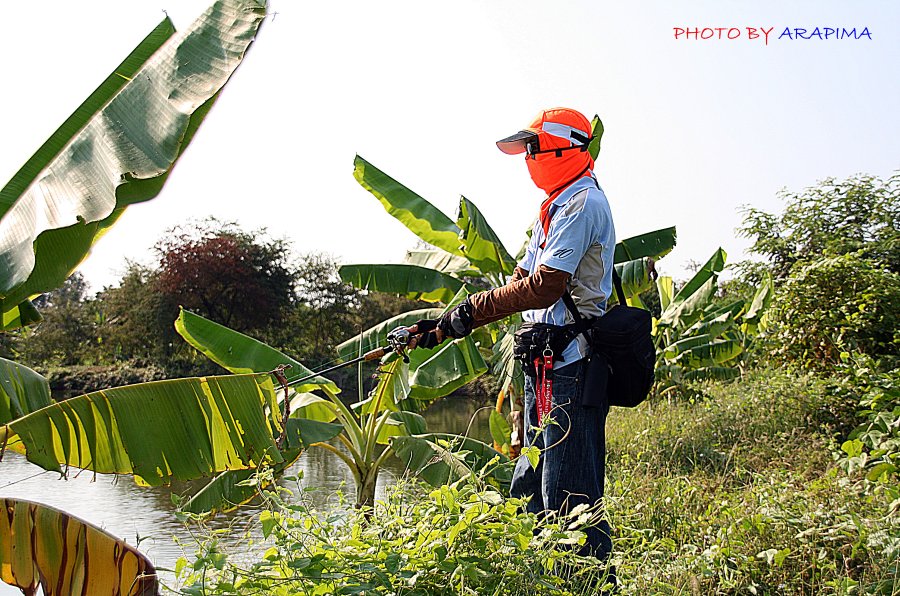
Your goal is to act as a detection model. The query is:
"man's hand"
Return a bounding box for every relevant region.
[408,319,444,350]
[408,299,474,350]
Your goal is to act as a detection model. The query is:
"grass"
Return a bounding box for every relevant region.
[605,368,898,595]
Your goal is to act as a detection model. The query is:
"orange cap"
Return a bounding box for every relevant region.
[496,107,592,155]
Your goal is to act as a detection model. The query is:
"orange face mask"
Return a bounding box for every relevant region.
[526,144,594,197]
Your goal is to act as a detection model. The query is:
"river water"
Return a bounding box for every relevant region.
[0,396,494,595]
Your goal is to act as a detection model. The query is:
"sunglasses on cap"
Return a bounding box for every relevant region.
[525,137,593,159]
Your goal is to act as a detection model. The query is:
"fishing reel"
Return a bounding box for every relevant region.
[386,326,412,363]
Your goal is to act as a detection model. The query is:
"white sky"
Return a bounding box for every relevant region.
[1,0,898,292]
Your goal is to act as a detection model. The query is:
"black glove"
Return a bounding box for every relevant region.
[412,299,475,350]
[412,318,441,349]
[438,298,474,339]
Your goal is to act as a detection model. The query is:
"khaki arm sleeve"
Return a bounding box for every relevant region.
[469,265,570,327]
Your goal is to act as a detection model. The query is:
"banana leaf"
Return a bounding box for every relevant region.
[391,433,511,490]
[676,339,743,368]
[353,155,463,256]
[663,334,717,360]
[0,299,41,331]
[2,373,282,486]
[614,227,677,264]
[180,417,342,516]
[0,0,266,310]
[614,257,656,300]
[353,356,408,415]
[489,410,512,455]
[0,357,51,426]
[658,276,718,330]
[336,307,443,362]
[681,301,745,339]
[588,115,604,161]
[404,249,476,276]
[627,293,647,309]
[374,410,429,445]
[175,308,338,394]
[490,321,523,401]
[683,309,739,340]
[0,498,158,596]
[339,263,468,304]
[407,335,488,402]
[289,392,338,422]
[658,248,726,329]
[657,275,674,312]
[456,196,516,275]
[743,272,774,326]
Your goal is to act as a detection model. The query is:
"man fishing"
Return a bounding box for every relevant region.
[404,107,616,566]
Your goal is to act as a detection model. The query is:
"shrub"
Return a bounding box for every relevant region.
[767,253,900,370]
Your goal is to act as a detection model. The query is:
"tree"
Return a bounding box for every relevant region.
[154,218,297,333]
[738,172,900,279]
[14,273,99,366]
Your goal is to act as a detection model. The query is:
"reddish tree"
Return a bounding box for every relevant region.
[154,220,296,333]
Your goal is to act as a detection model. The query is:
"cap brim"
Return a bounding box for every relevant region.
[496,130,538,155]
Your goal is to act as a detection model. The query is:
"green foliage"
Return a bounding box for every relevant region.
[768,253,900,369]
[738,172,900,279]
[653,249,773,393]
[155,218,297,333]
[604,368,898,594]
[12,274,99,366]
[833,353,900,498]
[176,477,614,595]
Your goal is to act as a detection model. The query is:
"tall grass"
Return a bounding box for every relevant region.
[605,368,898,595]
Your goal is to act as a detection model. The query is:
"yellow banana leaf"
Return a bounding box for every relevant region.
[0,498,158,595]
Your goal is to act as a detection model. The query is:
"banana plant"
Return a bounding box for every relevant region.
[175,308,499,510]
[1,498,159,596]
[341,118,676,451]
[654,248,774,390]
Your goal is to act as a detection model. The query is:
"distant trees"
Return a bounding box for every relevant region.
[738,172,899,279]
[155,220,296,333]
[9,219,425,387]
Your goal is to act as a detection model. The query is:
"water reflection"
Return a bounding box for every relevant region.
[0,395,494,594]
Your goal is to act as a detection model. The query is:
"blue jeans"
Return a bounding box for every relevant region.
[510,358,613,560]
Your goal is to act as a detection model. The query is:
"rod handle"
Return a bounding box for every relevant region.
[363,345,392,361]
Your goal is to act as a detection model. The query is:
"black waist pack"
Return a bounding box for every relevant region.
[513,322,578,378]
[563,271,655,408]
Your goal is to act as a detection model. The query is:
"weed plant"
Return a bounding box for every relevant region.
[175,474,615,595]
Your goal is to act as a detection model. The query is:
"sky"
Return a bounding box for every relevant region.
[1,0,898,293]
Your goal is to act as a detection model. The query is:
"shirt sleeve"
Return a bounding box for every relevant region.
[538,208,595,275]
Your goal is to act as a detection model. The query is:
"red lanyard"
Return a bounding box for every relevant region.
[534,350,554,422]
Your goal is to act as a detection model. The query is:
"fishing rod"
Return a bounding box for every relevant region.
[282,327,413,389]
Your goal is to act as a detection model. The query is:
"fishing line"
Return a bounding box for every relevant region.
[0,469,52,490]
